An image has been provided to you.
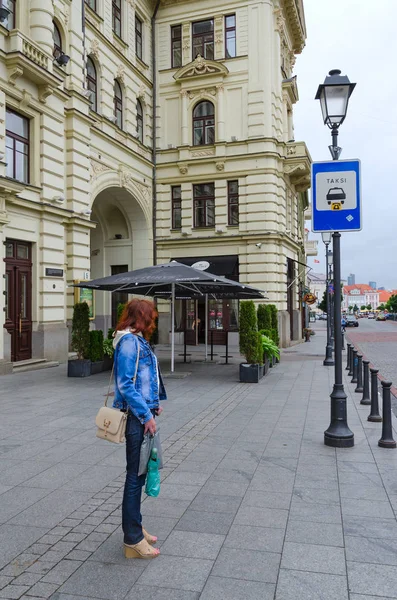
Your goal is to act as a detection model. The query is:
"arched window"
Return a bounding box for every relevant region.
[53,21,62,59]
[114,80,123,129]
[136,99,143,143]
[193,101,215,146]
[86,57,97,112]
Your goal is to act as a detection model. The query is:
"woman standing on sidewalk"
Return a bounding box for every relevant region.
[113,299,167,559]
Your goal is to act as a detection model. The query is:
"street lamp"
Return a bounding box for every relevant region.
[322,233,334,366]
[316,70,356,448]
[315,69,356,160]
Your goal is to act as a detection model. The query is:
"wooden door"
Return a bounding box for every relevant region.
[4,240,32,362]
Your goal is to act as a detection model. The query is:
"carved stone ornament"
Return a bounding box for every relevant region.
[127,0,136,6]
[116,64,125,83]
[38,85,53,104]
[120,167,133,187]
[8,66,23,86]
[138,86,146,102]
[274,8,286,33]
[216,161,225,172]
[90,159,111,177]
[187,87,217,101]
[287,144,297,156]
[191,149,215,158]
[90,39,100,60]
[20,89,32,109]
[174,55,229,81]
[178,163,188,175]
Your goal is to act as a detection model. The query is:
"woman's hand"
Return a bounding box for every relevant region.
[144,417,156,435]
[155,406,163,416]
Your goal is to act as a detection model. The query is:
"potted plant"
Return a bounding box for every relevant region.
[303,328,315,342]
[239,301,262,383]
[68,302,91,377]
[89,330,104,374]
[269,304,280,362]
[260,334,280,373]
[103,329,114,371]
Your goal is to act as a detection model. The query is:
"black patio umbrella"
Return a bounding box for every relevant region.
[74,261,266,371]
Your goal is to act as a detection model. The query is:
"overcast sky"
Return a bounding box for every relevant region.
[294,0,397,289]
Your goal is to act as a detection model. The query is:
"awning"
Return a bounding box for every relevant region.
[175,255,239,281]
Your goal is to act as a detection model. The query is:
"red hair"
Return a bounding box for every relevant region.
[117,299,157,340]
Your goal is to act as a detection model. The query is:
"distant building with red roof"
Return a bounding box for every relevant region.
[342,284,379,310]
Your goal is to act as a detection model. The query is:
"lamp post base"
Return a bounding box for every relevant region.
[323,344,334,366]
[324,384,354,448]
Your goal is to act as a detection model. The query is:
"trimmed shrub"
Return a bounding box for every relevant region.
[240,301,260,364]
[71,302,90,360]
[269,304,280,346]
[89,330,104,362]
[257,305,267,331]
[117,303,126,325]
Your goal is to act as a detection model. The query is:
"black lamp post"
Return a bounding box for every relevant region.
[322,232,334,366]
[316,70,356,448]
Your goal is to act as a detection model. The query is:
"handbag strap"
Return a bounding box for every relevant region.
[104,334,140,407]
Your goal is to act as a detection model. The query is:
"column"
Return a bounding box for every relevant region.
[30,0,54,57]
[180,91,189,145]
[216,85,225,142]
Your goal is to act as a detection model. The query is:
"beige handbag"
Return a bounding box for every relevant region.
[95,343,140,443]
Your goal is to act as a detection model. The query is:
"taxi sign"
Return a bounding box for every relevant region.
[312,160,361,232]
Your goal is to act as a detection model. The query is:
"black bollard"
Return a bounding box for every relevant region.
[346,343,351,370]
[351,349,358,384]
[360,360,371,405]
[342,332,345,350]
[368,368,382,422]
[355,354,363,393]
[378,381,396,448]
[348,346,354,377]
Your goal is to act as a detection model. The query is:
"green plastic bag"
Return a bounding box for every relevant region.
[145,448,160,497]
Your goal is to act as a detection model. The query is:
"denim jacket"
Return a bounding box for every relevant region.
[112,331,167,424]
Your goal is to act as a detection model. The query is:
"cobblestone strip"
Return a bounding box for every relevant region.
[0,382,255,599]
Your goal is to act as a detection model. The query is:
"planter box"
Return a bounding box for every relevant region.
[68,359,91,378]
[239,363,260,383]
[263,356,270,376]
[103,355,113,371]
[91,360,104,375]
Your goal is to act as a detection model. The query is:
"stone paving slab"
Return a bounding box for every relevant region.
[0,328,397,599]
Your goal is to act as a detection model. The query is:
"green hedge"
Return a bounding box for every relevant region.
[89,330,104,362]
[240,301,261,364]
[71,302,90,360]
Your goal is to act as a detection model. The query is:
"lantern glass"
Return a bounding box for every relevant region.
[321,232,332,244]
[323,85,350,126]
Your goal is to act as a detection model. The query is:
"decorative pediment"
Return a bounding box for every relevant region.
[284,141,312,192]
[174,55,229,82]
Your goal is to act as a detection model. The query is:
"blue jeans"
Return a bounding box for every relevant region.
[122,411,154,545]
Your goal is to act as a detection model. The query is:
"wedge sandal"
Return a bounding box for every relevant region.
[124,538,160,559]
[142,527,157,546]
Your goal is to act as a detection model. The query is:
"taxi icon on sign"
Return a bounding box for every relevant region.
[326,187,346,205]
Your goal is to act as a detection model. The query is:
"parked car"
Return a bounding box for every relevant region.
[386,313,395,320]
[368,313,375,319]
[346,315,359,327]
[376,313,386,321]
[318,314,327,321]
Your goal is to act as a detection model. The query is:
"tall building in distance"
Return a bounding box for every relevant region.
[369,281,377,289]
[347,273,356,286]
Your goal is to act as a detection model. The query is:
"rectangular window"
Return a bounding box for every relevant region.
[171,24,182,68]
[228,180,239,225]
[112,0,121,37]
[193,183,215,228]
[85,0,96,12]
[135,16,143,60]
[192,19,214,60]
[6,109,29,184]
[4,0,16,29]
[225,14,236,58]
[171,186,182,229]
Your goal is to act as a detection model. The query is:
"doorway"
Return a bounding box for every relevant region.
[287,258,295,341]
[4,239,32,362]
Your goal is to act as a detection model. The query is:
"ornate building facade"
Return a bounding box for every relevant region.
[0,0,313,372]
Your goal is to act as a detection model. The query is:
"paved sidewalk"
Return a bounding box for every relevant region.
[0,328,397,599]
